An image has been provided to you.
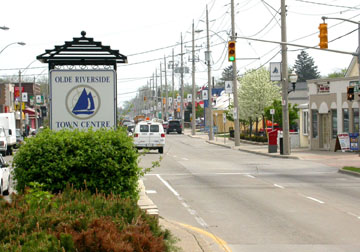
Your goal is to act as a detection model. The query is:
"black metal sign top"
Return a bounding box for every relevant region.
[37,31,127,70]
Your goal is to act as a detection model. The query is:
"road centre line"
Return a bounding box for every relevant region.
[245,174,256,178]
[306,196,325,204]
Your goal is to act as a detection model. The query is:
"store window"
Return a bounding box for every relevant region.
[303,110,308,135]
[353,108,359,133]
[331,109,337,138]
[343,109,349,133]
[311,109,318,138]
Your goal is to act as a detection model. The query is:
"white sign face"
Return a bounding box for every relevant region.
[202,90,208,100]
[169,97,172,103]
[36,95,42,104]
[270,62,281,81]
[177,95,181,102]
[187,94,192,100]
[50,70,116,131]
[223,113,227,123]
[158,102,161,109]
[22,92,28,102]
[225,81,233,94]
[270,109,275,115]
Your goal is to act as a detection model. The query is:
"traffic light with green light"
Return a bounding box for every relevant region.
[228,41,236,62]
[318,23,328,49]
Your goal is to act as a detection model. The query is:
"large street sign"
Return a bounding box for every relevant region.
[225,81,233,94]
[270,62,281,81]
[50,70,116,131]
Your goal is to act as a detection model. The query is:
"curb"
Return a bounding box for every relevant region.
[205,140,299,159]
[338,168,360,177]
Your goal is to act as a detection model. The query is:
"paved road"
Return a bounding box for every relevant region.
[140,134,360,252]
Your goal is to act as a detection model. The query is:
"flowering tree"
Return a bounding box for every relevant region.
[237,67,281,134]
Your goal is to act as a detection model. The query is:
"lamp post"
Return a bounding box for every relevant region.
[288,71,298,93]
[0,42,25,55]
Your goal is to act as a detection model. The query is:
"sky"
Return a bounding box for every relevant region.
[1,0,359,108]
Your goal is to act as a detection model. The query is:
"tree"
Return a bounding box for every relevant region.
[237,67,281,134]
[264,100,299,129]
[293,50,320,82]
[327,68,347,78]
[217,65,239,88]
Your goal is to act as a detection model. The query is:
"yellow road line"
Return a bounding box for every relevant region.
[176,222,232,252]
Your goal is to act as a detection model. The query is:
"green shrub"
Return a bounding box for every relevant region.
[13,128,141,199]
[0,186,178,251]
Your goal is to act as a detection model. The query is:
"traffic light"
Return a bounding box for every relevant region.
[318,23,328,49]
[347,86,354,101]
[228,41,236,62]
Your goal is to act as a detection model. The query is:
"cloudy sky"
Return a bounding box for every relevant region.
[1,0,359,107]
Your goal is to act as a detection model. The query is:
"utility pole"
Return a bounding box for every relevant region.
[155,68,158,118]
[180,33,185,129]
[18,71,23,136]
[160,62,163,120]
[281,0,290,155]
[206,5,214,140]
[191,20,196,135]
[172,49,175,118]
[164,55,169,121]
[231,0,240,146]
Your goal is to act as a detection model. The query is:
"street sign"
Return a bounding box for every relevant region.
[225,81,233,94]
[223,113,227,123]
[177,95,181,102]
[22,92,28,102]
[50,70,116,131]
[187,94,192,100]
[202,90,208,100]
[270,109,275,115]
[270,62,281,81]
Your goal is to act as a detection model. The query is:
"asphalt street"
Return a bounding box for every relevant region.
[140,134,360,252]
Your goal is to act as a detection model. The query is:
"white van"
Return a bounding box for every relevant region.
[133,120,165,153]
[0,113,16,156]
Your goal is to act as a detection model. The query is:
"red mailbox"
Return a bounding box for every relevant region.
[268,130,278,153]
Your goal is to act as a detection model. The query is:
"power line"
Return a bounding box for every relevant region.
[292,0,360,10]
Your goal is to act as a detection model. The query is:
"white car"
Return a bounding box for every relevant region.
[133,120,165,153]
[0,155,10,196]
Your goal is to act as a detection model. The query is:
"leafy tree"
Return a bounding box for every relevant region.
[264,100,299,129]
[327,68,347,78]
[293,50,320,82]
[237,67,281,133]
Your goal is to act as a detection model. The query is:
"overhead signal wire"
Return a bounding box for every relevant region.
[292,0,360,10]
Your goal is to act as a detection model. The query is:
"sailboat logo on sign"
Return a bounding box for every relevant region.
[66,85,101,119]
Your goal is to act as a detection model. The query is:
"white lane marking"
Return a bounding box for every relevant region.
[245,174,255,179]
[173,155,177,158]
[156,174,179,197]
[145,190,157,194]
[216,172,253,175]
[155,174,208,228]
[182,157,189,161]
[347,212,360,219]
[306,196,324,204]
[274,184,285,189]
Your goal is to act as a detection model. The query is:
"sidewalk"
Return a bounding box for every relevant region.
[184,128,360,170]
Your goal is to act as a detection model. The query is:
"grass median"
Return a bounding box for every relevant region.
[342,166,360,173]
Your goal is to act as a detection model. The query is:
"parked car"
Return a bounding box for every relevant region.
[133,120,165,153]
[162,121,169,130]
[167,120,182,134]
[15,129,23,148]
[0,155,10,196]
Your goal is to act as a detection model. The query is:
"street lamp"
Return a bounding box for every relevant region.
[288,71,298,93]
[0,42,26,55]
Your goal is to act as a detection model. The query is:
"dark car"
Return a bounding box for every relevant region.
[167,120,182,134]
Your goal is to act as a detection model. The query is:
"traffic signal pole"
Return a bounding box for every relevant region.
[231,0,240,146]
